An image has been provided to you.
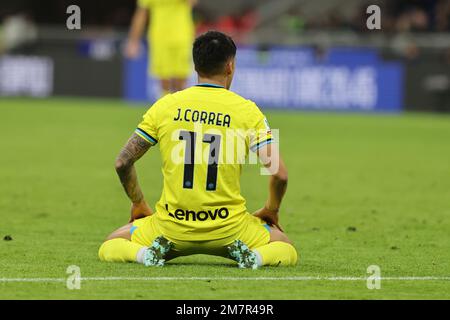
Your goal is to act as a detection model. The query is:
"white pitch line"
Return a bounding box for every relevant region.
[1,276,450,283]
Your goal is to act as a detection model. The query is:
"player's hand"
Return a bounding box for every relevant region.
[130,200,153,222]
[253,206,284,232]
[124,39,141,59]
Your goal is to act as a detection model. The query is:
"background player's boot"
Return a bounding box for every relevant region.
[143,236,173,267]
[227,239,258,269]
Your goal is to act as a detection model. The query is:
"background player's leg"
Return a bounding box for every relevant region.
[253,227,298,267]
[172,78,187,92]
[98,223,146,263]
[160,79,171,96]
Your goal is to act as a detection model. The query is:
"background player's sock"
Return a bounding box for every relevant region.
[253,241,298,267]
[98,238,146,263]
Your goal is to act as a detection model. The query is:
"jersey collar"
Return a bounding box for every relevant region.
[195,83,225,89]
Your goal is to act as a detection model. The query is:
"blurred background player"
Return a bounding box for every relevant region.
[125,0,198,97]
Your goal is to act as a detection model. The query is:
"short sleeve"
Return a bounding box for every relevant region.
[136,104,159,146]
[248,103,273,152]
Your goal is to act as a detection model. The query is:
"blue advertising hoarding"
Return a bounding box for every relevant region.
[124,46,403,112]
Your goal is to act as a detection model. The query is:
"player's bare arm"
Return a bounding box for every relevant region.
[253,143,288,231]
[115,133,153,221]
[125,6,148,58]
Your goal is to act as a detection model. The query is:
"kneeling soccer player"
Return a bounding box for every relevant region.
[99,31,298,269]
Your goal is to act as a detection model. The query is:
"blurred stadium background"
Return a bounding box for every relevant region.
[1,0,449,112]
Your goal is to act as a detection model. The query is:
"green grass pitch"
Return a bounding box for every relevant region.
[0,97,449,299]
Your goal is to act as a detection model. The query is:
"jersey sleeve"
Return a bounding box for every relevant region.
[248,103,273,152]
[135,103,160,146]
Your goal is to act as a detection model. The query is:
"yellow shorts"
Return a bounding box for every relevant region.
[149,41,192,79]
[130,213,271,258]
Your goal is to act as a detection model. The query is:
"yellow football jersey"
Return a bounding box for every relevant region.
[136,84,273,241]
[138,0,194,45]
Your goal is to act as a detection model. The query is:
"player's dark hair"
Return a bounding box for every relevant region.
[193,31,237,77]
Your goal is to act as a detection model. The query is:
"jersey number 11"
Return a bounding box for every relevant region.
[179,130,221,191]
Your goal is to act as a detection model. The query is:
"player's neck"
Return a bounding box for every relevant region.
[197,76,228,90]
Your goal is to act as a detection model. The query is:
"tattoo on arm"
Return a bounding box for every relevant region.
[115,133,151,203]
[117,133,150,163]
